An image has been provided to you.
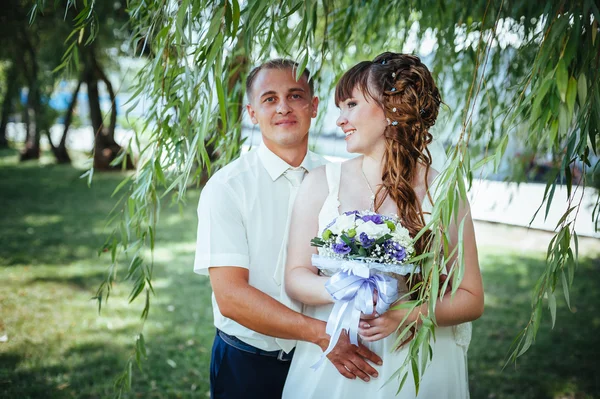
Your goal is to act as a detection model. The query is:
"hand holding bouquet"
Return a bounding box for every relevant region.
[310,211,419,369]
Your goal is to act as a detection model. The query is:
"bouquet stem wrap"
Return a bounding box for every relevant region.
[311,264,399,370]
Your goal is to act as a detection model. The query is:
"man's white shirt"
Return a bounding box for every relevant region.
[194,145,327,352]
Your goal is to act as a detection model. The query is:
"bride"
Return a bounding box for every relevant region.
[282,52,484,398]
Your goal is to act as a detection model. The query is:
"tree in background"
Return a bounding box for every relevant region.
[32,0,599,393]
[1,0,133,168]
[0,63,17,149]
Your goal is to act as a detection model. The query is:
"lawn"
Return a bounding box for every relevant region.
[1,148,599,399]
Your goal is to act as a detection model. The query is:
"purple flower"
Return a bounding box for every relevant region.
[332,242,352,255]
[386,241,407,262]
[361,214,384,224]
[358,232,375,248]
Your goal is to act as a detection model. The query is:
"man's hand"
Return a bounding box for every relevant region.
[323,331,382,381]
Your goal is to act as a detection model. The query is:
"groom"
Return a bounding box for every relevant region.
[194,59,382,399]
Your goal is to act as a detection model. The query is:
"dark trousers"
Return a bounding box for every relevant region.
[210,330,294,399]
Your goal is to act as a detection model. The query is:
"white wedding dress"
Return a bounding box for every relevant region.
[282,162,472,399]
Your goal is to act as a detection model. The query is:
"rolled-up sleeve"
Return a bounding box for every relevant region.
[193,179,249,275]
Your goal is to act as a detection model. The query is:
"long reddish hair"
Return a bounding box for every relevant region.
[335,52,442,256]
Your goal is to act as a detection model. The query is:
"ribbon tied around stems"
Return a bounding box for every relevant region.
[311,268,399,369]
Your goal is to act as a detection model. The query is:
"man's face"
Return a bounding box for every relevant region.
[246,68,318,151]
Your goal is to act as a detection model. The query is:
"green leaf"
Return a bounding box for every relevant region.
[472,155,493,171]
[395,321,416,347]
[555,206,577,230]
[296,49,310,81]
[531,78,553,123]
[556,60,568,103]
[231,0,240,37]
[549,119,559,146]
[566,77,577,114]
[411,357,420,395]
[310,238,326,247]
[573,231,579,264]
[548,291,557,328]
[532,299,543,335]
[558,103,570,136]
[204,7,225,47]
[281,0,304,19]
[396,371,409,396]
[127,360,132,390]
[494,134,509,172]
[563,17,580,65]
[517,328,534,357]
[544,182,557,222]
[215,72,227,132]
[561,270,571,310]
[577,74,588,105]
[409,252,433,263]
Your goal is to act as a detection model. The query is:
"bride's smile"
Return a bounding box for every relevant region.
[336,88,387,156]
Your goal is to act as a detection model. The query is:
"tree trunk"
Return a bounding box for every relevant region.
[20,88,41,161]
[19,29,41,161]
[0,64,18,148]
[50,78,83,164]
[84,50,133,170]
[45,129,71,164]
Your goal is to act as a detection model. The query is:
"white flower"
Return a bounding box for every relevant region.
[355,220,390,239]
[392,225,411,243]
[329,213,357,235]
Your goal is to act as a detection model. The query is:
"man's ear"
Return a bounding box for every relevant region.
[311,96,319,118]
[246,103,258,124]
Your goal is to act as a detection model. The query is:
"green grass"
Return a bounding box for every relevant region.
[1,148,599,398]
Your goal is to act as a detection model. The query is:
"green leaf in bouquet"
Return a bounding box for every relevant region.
[385,220,396,231]
[310,238,326,247]
[374,234,393,245]
[340,234,359,252]
[358,247,367,256]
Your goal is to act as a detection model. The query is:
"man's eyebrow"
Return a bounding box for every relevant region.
[259,87,306,98]
[259,90,277,98]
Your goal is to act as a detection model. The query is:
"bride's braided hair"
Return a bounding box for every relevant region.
[335,52,441,256]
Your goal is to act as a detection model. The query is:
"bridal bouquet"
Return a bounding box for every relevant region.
[310,211,419,368]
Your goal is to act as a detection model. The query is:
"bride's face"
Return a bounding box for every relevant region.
[336,87,387,155]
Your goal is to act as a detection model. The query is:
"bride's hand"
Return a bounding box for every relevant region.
[360,289,379,320]
[358,304,413,342]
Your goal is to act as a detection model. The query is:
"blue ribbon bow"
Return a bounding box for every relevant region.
[311,269,399,369]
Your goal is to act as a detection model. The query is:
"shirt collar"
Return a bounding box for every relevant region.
[258,145,315,181]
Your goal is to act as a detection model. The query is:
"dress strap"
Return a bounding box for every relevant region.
[325,162,342,197]
[318,163,343,233]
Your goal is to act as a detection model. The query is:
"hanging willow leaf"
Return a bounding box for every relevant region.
[577,73,588,105]
[556,59,569,103]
